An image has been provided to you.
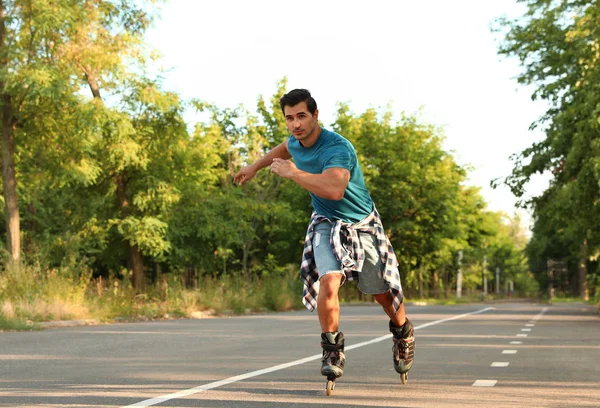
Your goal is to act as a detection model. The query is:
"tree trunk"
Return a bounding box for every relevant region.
[115,171,144,290]
[0,4,21,267]
[579,239,589,301]
[84,65,101,99]
[1,96,19,266]
[128,243,144,289]
[154,262,161,284]
[418,267,424,299]
[242,244,248,278]
[432,270,439,298]
[242,242,252,282]
[443,270,450,299]
[184,266,196,289]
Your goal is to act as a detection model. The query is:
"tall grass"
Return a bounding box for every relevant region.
[0,263,92,324]
[0,263,305,330]
[6,261,585,331]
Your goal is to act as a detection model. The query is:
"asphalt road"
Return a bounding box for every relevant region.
[1,301,599,408]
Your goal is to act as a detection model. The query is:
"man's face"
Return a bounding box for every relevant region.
[283,102,319,143]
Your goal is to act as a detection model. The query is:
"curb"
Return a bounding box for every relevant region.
[37,309,219,329]
[39,319,100,328]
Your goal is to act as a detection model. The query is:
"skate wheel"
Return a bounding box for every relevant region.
[400,372,408,384]
[326,380,335,396]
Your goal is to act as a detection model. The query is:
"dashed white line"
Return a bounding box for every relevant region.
[474,306,548,389]
[473,380,497,387]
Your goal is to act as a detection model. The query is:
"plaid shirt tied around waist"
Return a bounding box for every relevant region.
[299,208,404,313]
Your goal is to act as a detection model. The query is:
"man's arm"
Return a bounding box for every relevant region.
[271,158,349,201]
[234,140,291,185]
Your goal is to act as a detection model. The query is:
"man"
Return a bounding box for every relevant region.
[234,89,414,383]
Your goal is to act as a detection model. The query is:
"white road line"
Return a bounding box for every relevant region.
[532,307,548,320]
[473,380,497,387]
[475,307,548,389]
[124,306,494,407]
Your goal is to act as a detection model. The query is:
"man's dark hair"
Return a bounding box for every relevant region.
[279,89,318,115]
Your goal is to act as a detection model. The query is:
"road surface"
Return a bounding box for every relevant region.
[1,302,599,407]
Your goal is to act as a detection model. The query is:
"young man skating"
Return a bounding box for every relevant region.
[234,89,415,385]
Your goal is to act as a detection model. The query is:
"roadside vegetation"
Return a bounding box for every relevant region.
[0,263,305,329]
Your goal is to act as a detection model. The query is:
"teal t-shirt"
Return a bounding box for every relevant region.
[287,128,373,223]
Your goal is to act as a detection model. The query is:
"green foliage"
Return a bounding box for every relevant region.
[495,1,600,299]
[110,216,170,258]
[0,314,38,331]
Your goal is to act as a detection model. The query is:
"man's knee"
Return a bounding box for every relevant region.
[374,292,391,305]
[319,273,343,298]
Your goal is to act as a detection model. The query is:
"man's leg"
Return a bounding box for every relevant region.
[317,273,344,332]
[374,291,406,326]
[317,273,345,379]
[312,221,346,380]
[374,291,414,376]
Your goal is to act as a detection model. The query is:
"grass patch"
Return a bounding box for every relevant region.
[0,311,40,331]
[549,296,585,303]
[548,296,600,305]
[0,263,305,330]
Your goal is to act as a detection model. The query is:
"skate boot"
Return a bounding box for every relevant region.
[321,331,345,378]
[321,331,345,395]
[389,318,415,384]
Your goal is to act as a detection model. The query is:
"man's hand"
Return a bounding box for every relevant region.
[233,141,292,185]
[270,158,298,179]
[234,165,257,185]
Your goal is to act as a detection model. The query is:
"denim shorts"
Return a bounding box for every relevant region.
[313,220,389,294]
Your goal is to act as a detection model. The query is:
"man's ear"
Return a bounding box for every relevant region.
[314,109,319,121]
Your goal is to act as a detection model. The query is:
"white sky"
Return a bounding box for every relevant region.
[145,0,551,229]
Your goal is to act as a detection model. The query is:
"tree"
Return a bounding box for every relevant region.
[56,0,167,289]
[0,0,164,278]
[495,0,600,299]
[0,0,63,266]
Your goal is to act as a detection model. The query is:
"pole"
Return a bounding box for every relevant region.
[496,267,500,294]
[456,250,463,299]
[482,255,487,301]
[547,258,555,302]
